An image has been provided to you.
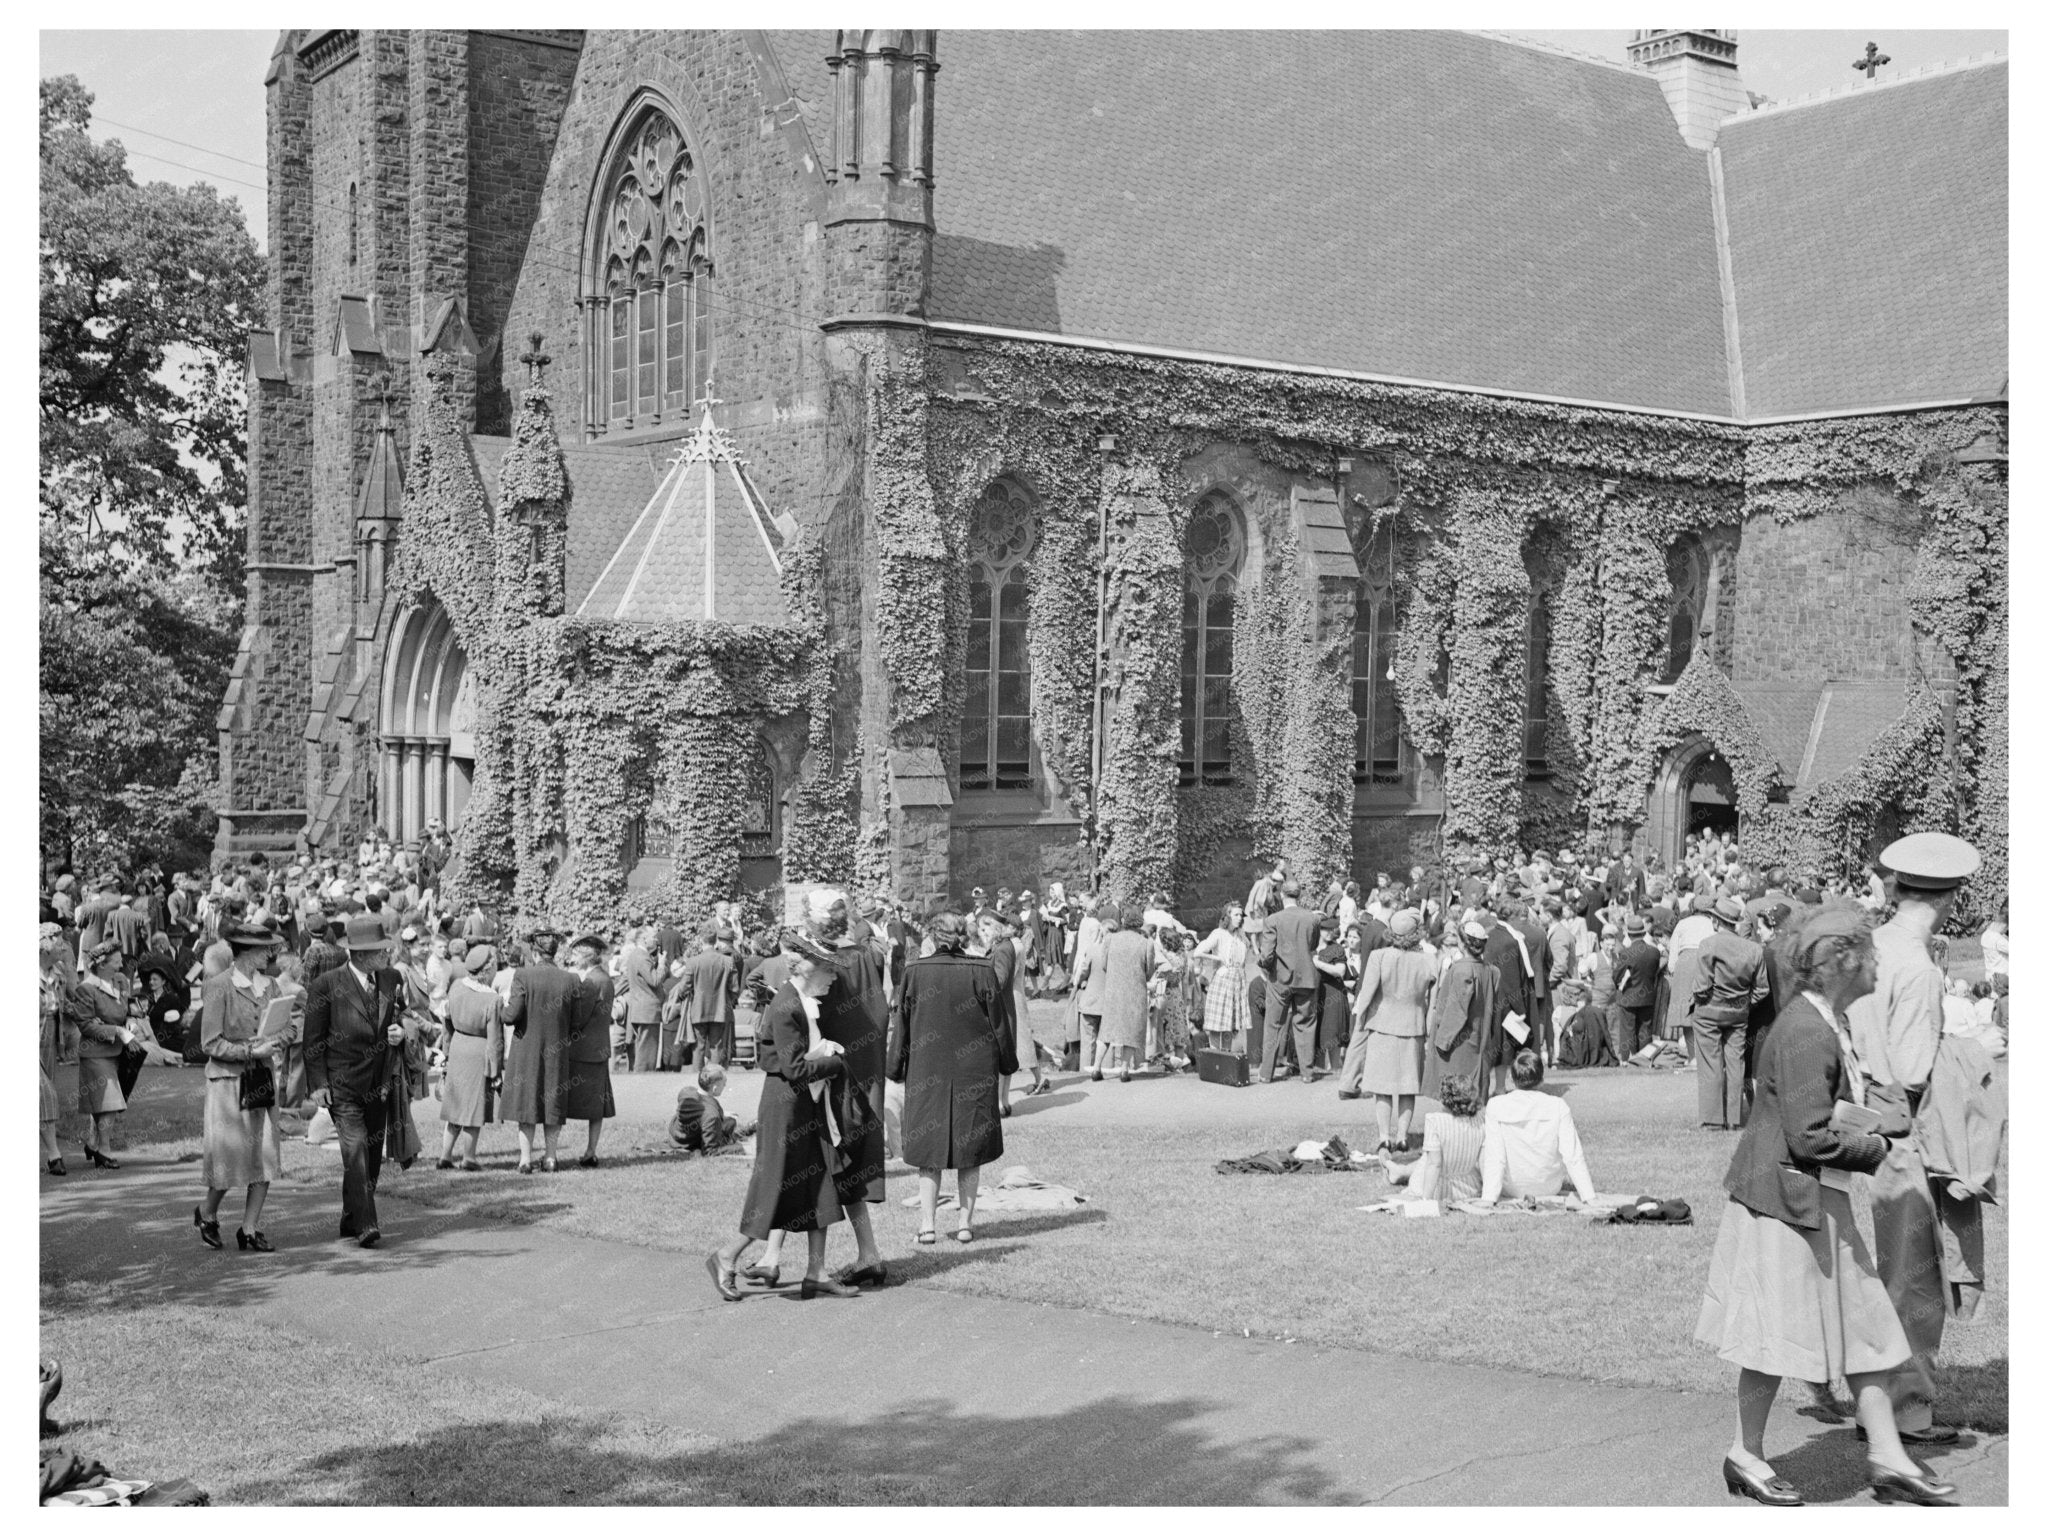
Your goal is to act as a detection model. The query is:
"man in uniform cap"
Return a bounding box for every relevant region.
[1849,831,1982,1443]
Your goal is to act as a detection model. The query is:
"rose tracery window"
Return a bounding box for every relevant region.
[1180,493,1245,787]
[585,107,714,436]
[960,482,1038,793]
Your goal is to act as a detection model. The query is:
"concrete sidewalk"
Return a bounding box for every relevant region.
[41,1156,2006,1506]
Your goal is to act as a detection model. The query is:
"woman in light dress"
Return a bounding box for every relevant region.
[1191,902,1251,1053]
[195,923,288,1251]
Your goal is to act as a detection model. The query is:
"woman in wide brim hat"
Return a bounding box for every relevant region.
[194,921,288,1250]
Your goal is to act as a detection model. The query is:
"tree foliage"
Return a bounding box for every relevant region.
[39,76,263,875]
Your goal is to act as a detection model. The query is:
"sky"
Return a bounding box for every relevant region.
[39,26,2010,256]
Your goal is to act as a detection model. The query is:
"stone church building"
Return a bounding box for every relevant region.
[217,29,2008,928]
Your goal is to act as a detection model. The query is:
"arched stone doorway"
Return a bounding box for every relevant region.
[1645,733,1739,871]
[378,599,474,844]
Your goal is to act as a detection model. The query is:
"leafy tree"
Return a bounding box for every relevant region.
[40,76,263,876]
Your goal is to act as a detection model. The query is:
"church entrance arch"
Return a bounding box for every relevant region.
[378,599,473,844]
[1645,733,1739,872]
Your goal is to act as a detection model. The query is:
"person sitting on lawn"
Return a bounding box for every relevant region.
[1383,1070,1486,1201]
[1477,1049,1598,1204]
[670,1063,744,1152]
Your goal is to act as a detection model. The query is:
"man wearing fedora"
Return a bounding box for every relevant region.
[1849,832,1983,1445]
[303,913,419,1246]
[1687,893,1769,1130]
[1612,914,1661,1063]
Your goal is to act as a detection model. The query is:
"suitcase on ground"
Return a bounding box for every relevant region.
[1197,1048,1250,1087]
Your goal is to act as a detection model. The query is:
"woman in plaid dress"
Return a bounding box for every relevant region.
[1191,902,1252,1052]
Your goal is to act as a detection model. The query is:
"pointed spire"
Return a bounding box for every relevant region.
[353,374,405,525]
[500,331,567,515]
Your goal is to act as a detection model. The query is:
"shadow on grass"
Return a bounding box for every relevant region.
[1007,1090,1088,1117]
[218,1393,1354,1505]
[40,1158,573,1316]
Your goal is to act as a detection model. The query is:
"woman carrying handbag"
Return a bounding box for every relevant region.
[195,922,289,1252]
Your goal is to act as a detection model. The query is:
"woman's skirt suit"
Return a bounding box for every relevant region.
[40,972,68,1128]
[1695,996,1909,1383]
[199,971,283,1189]
[888,951,1016,1172]
[439,978,504,1128]
[1356,944,1436,1096]
[737,983,848,1239]
[1423,957,1500,1104]
[74,978,132,1116]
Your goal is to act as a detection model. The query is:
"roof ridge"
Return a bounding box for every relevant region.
[1724,47,2006,126]
[1470,30,1641,78]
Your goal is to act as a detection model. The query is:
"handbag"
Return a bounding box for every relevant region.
[238,1060,276,1110]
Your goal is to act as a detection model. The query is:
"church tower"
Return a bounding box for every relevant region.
[1628,29,1746,148]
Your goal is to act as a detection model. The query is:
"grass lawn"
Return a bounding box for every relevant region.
[58,1049,2006,1463]
[39,1277,943,1504]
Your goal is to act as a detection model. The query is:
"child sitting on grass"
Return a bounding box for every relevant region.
[669,1064,748,1153]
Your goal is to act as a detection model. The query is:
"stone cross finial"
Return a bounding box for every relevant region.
[1851,42,1890,80]
[519,331,552,386]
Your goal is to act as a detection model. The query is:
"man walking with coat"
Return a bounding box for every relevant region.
[303,914,419,1246]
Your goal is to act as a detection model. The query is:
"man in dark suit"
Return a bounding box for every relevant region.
[1480,906,1532,1095]
[304,914,417,1246]
[1613,915,1662,1063]
[1260,880,1325,1084]
[1604,850,1645,913]
[1509,897,1554,1067]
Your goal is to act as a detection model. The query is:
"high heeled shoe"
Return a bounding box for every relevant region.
[193,1205,223,1250]
[1867,1461,1958,1506]
[235,1229,274,1253]
[84,1145,120,1170]
[46,1158,67,1176]
[705,1250,742,1302]
[1721,1456,1802,1506]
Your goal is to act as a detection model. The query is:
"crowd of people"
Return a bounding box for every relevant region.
[38,818,2003,1502]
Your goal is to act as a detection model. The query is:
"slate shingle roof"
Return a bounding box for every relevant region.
[1718,60,2008,419]
[1733,680,1916,796]
[469,436,666,610]
[761,32,2004,423]
[572,406,791,627]
[919,29,1732,415]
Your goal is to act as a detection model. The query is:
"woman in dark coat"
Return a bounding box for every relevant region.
[708,935,857,1301]
[1693,903,1948,1506]
[1424,920,1501,1107]
[749,906,895,1290]
[889,911,1015,1243]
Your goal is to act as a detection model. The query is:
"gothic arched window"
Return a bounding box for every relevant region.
[960,482,1038,792]
[1181,493,1245,787]
[1351,517,1407,786]
[1665,533,1708,683]
[584,105,713,436]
